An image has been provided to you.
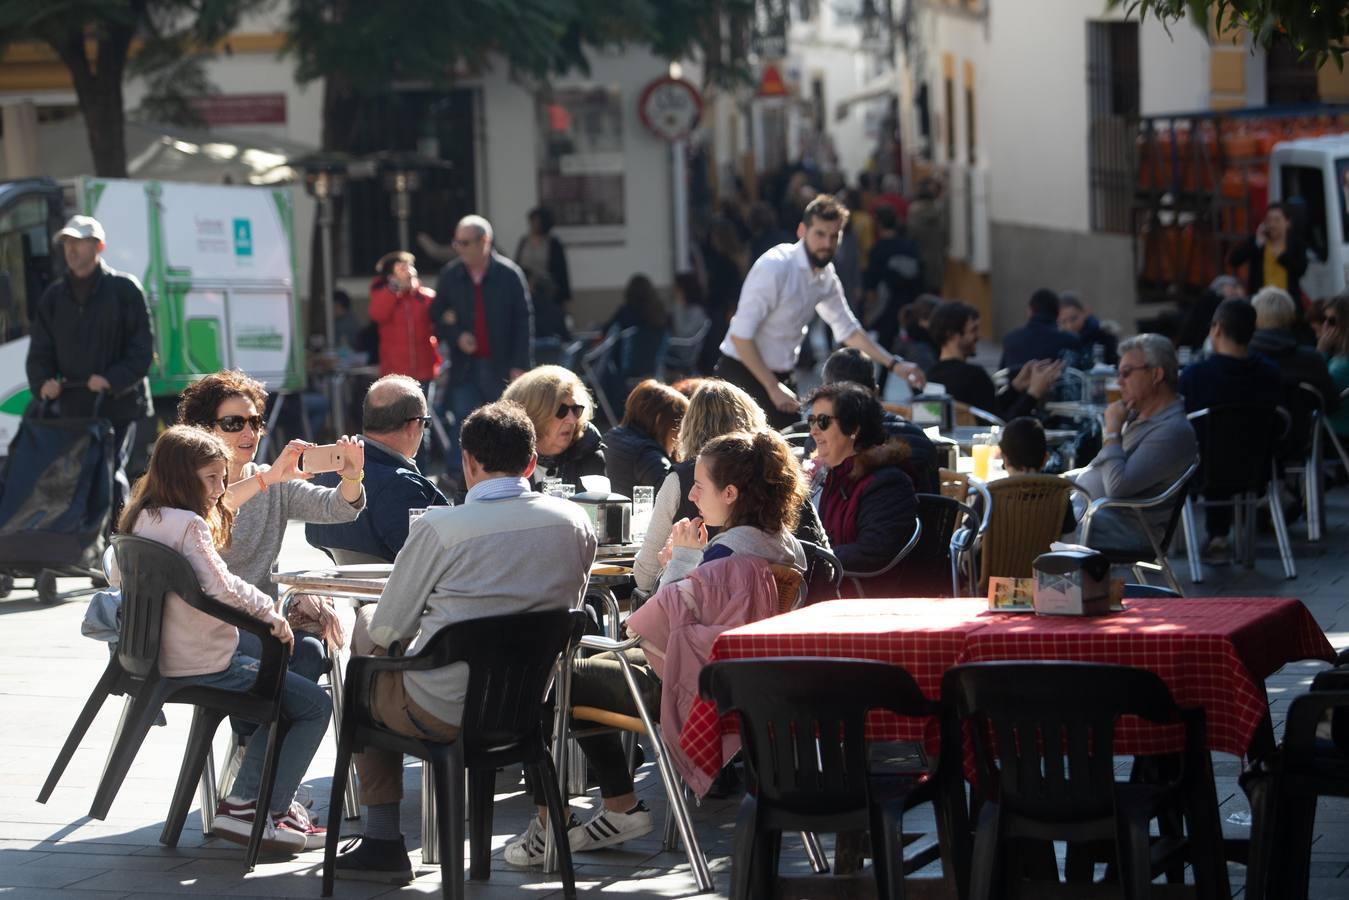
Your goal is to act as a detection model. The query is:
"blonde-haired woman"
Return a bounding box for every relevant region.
[632,379,766,591]
[501,364,606,489]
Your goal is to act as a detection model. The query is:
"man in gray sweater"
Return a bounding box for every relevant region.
[336,400,597,885]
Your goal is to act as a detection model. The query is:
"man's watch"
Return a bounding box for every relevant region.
[889,357,908,374]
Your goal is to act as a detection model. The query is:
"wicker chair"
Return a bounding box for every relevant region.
[977,474,1082,594]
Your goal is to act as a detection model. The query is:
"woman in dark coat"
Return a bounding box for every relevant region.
[603,379,687,499]
[501,365,606,488]
[807,381,917,596]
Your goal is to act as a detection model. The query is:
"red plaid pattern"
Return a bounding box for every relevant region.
[679,597,1334,786]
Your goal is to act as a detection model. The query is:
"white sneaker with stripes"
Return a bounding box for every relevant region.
[567,802,652,852]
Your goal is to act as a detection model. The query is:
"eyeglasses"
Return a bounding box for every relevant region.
[1117,365,1154,380]
[406,415,432,428]
[555,403,585,420]
[215,414,264,433]
[805,413,835,431]
[451,238,480,249]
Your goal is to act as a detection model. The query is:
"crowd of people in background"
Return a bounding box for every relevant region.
[38,165,1349,885]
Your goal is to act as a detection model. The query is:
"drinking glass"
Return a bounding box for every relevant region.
[546,482,576,499]
[631,485,655,542]
[971,433,994,481]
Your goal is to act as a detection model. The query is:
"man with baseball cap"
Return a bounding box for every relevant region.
[26,214,153,512]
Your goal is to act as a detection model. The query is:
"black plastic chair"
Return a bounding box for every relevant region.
[1242,672,1349,899]
[1182,404,1294,581]
[699,657,963,900]
[320,608,588,900]
[37,535,290,871]
[942,661,1229,900]
[798,539,843,605]
[894,493,976,597]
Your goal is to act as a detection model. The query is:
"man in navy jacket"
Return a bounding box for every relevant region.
[307,375,447,561]
[1000,288,1080,371]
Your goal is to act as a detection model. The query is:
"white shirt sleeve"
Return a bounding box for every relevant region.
[815,270,861,343]
[726,256,780,342]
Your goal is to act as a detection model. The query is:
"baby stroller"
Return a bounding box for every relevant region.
[0,390,116,603]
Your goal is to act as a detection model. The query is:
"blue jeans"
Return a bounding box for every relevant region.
[173,651,332,814]
[444,381,487,481]
[232,630,326,737]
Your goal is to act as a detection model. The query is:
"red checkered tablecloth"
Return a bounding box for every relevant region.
[679,596,1334,789]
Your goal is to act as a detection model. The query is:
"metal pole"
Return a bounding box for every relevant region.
[393,174,412,252]
[672,140,690,274]
[317,195,345,436]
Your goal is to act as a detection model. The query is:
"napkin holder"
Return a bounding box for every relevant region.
[1032,549,1112,616]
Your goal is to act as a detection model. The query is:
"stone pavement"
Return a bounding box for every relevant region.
[2,491,1349,899]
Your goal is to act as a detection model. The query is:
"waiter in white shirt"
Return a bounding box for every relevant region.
[714,194,926,428]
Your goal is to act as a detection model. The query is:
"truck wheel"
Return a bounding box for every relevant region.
[0,573,12,598]
[36,570,58,604]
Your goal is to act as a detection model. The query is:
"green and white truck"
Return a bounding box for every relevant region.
[0,176,305,451]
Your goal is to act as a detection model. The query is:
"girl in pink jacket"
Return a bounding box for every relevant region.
[112,426,330,855]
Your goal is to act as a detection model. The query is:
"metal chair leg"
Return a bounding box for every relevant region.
[802,831,830,873]
[1268,474,1298,580]
[198,744,218,835]
[1182,499,1203,584]
[612,652,714,892]
[421,762,440,865]
[326,651,361,819]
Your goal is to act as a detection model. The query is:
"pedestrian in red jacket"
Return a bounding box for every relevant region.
[368,251,438,382]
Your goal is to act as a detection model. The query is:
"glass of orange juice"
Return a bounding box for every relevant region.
[971,433,994,480]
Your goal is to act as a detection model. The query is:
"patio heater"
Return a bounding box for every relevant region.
[302,158,349,436]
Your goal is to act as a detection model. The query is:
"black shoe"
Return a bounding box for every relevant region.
[335,835,414,885]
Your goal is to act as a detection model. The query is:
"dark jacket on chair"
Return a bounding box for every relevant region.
[306,440,447,562]
[603,424,672,499]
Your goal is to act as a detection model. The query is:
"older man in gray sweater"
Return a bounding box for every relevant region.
[336,400,597,885]
[1071,333,1197,554]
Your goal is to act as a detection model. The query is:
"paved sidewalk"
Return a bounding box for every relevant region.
[2,491,1348,898]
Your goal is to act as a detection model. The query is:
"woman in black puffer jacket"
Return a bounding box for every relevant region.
[603,379,688,498]
[502,365,608,489]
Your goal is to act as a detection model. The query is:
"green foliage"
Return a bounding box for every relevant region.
[1108,0,1347,67]
[281,0,756,97]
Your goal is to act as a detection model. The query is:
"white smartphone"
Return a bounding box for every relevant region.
[299,444,345,474]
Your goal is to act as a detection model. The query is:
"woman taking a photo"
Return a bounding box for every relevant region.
[177,370,365,677]
[806,381,917,594]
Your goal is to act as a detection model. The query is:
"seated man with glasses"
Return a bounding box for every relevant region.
[1068,334,1197,553]
[308,375,448,563]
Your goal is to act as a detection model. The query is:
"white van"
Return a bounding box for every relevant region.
[1269,135,1349,300]
[0,176,304,449]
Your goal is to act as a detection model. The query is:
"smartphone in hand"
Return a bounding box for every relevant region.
[299,444,345,474]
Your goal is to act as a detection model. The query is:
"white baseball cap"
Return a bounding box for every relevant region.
[55,215,106,243]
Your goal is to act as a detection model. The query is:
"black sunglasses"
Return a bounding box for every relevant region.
[805,413,835,431]
[555,403,585,420]
[215,414,264,433]
[406,415,432,428]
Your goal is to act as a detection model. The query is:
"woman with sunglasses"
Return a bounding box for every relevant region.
[177,370,365,681]
[1319,294,1349,440]
[501,365,606,490]
[806,381,917,596]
